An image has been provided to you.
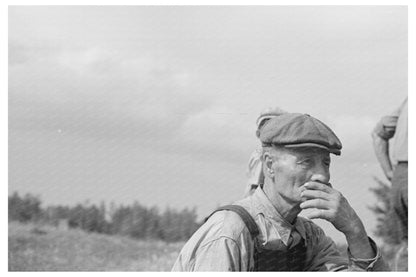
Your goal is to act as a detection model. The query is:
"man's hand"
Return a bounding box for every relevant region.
[299,181,362,235]
[299,181,376,259]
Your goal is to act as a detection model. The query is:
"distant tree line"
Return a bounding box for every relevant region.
[8,192,201,242]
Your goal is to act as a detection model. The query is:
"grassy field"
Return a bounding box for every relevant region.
[9,221,402,271]
[8,221,184,271]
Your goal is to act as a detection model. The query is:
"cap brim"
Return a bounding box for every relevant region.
[283,143,341,156]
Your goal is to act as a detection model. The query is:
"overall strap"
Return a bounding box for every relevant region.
[204,204,259,240]
[205,205,307,271]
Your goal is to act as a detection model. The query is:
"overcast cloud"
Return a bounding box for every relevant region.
[9,6,407,243]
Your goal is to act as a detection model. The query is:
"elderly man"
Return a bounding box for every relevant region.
[172,113,389,271]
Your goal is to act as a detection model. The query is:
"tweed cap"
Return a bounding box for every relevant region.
[259,113,342,155]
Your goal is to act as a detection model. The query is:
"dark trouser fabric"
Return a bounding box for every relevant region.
[391,162,408,271]
[391,162,408,241]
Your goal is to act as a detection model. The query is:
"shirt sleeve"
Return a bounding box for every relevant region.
[192,236,245,271]
[305,224,350,271]
[306,224,390,271]
[347,237,390,271]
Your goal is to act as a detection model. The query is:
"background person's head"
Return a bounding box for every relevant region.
[245,107,288,197]
[255,107,287,138]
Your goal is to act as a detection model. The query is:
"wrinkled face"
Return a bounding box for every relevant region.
[265,146,331,205]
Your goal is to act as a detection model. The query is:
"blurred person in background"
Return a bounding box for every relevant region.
[245,107,287,197]
[372,97,408,271]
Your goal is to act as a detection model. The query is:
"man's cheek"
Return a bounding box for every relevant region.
[293,184,305,202]
[296,178,309,200]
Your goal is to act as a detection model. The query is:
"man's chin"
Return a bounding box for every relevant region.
[286,196,303,207]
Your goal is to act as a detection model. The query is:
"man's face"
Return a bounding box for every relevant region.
[267,146,331,205]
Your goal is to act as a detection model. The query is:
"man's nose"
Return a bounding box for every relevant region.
[309,167,330,184]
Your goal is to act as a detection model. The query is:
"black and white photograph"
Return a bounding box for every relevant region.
[7,4,410,272]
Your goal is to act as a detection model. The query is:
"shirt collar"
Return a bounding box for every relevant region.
[250,187,307,244]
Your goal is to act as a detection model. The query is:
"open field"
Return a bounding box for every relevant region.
[8,222,184,271]
[9,221,403,271]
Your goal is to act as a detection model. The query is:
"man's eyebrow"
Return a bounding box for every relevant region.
[295,153,314,160]
[295,151,330,159]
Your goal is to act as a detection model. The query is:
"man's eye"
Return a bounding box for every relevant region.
[298,159,312,166]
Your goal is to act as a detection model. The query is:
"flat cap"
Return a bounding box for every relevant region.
[259,113,342,155]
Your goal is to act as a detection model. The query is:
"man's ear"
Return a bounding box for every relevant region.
[263,151,275,178]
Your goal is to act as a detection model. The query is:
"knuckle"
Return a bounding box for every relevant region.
[323,212,331,220]
[334,193,341,202]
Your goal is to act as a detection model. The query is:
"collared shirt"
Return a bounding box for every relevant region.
[172,187,389,271]
[374,98,408,163]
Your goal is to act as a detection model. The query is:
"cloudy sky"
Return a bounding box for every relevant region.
[9,6,407,243]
